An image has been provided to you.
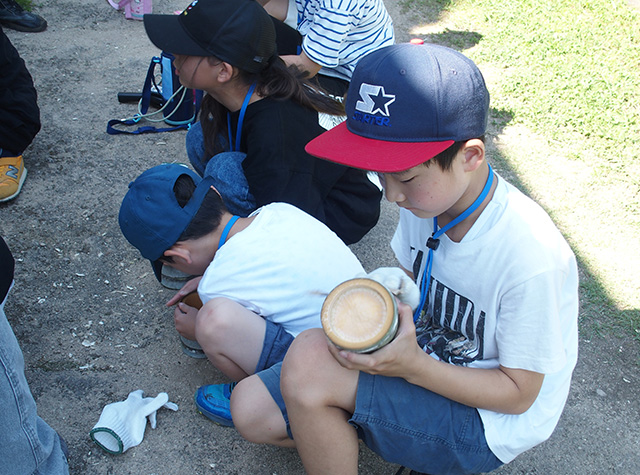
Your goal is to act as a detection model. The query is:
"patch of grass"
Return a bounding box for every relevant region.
[16,0,35,11]
[451,0,640,221]
[423,28,483,50]
[399,0,640,342]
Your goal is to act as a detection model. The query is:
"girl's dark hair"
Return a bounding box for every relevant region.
[200,57,345,157]
[173,173,227,242]
[426,136,486,171]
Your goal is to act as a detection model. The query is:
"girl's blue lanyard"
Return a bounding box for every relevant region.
[217,215,239,251]
[227,82,257,152]
[413,164,495,322]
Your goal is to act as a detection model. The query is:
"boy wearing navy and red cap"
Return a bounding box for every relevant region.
[230,43,579,473]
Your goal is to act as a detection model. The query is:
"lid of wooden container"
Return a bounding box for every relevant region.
[321,278,396,352]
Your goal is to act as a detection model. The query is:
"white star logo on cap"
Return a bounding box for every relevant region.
[355,83,396,116]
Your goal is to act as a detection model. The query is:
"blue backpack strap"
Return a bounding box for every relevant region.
[106,56,162,135]
[106,119,190,135]
[138,56,160,117]
[106,53,200,135]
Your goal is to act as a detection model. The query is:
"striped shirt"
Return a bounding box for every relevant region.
[295,0,395,81]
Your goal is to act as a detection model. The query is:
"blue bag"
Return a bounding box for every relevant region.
[107,51,203,135]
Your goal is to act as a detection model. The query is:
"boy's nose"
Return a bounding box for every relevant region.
[382,178,405,204]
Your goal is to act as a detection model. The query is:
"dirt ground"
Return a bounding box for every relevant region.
[1,0,639,474]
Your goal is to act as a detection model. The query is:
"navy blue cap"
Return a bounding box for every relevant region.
[144,0,276,74]
[119,163,215,263]
[306,43,490,173]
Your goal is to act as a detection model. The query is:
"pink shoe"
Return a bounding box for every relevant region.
[106,0,151,21]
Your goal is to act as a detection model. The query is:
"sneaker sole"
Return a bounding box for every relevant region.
[179,336,207,359]
[194,395,234,427]
[195,407,234,427]
[181,344,207,359]
[0,19,47,33]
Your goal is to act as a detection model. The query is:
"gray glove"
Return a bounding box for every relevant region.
[361,267,421,311]
[90,390,178,454]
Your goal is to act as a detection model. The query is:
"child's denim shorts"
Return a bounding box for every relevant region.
[351,372,503,474]
[258,356,504,473]
[255,320,294,373]
[255,322,293,437]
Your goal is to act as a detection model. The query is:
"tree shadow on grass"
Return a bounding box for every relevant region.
[397,0,456,24]
[488,109,640,362]
[422,29,483,50]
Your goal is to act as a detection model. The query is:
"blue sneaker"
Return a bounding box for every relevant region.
[194,382,236,426]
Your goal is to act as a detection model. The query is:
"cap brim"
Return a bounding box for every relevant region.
[305,122,454,173]
[144,14,211,57]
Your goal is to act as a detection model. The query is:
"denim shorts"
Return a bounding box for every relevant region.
[185,121,255,217]
[350,372,503,474]
[258,364,507,469]
[258,341,503,472]
[257,361,291,438]
[255,322,294,437]
[255,320,294,374]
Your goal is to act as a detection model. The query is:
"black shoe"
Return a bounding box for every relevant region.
[0,0,47,32]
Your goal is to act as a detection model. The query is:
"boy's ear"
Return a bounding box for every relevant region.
[164,245,192,264]
[461,139,485,172]
[209,185,222,198]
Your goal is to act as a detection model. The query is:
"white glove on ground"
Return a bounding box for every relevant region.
[90,390,178,454]
[361,267,421,311]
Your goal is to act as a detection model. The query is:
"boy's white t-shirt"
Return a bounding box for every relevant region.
[391,174,579,463]
[198,202,365,337]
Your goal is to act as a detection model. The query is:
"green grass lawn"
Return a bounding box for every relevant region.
[401,0,640,347]
[16,0,35,10]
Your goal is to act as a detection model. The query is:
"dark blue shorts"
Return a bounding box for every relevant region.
[257,361,290,437]
[350,372,503,474]
[258,359,504,473]
[255,320,294,373]
[255,322,294,436]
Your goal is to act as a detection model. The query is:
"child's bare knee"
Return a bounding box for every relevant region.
[281,329,330,401]
[232,378,288,445]
[195,297,236,337]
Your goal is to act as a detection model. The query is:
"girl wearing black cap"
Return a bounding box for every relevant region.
[143,0,381,246]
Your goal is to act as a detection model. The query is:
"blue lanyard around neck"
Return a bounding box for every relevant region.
[227,82,257,152]
[413,164,495,322]
[217,215,239,251]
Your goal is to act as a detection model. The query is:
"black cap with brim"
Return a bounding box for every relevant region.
[144,14,211,57]
[143,0,276,74]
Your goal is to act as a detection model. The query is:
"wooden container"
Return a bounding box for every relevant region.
[180,291,202,309]
[321,278,398,353]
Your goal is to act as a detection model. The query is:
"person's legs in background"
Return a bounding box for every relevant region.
[0,24,42,202]
[1,237,69,474]
[185,122,255,216]
[0,304,70,474]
